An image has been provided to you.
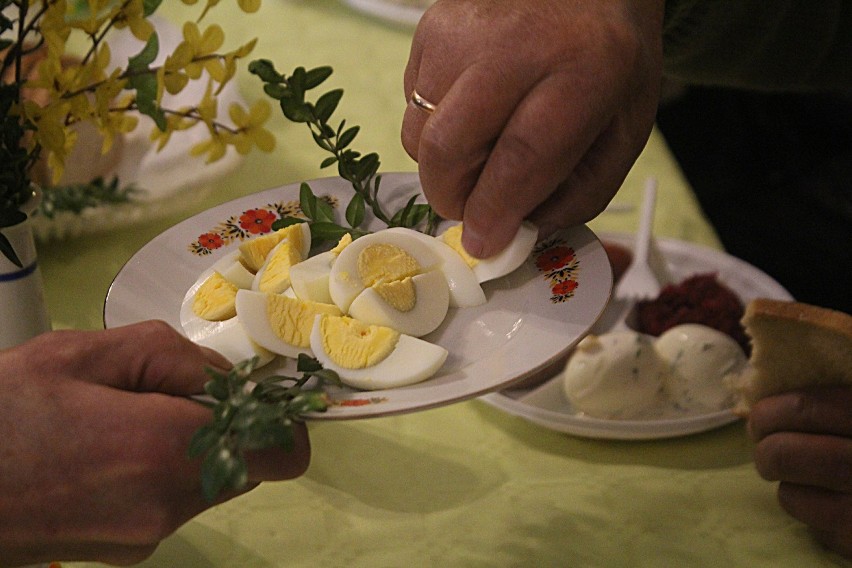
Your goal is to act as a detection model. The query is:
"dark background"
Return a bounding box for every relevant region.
[655,87,852,314]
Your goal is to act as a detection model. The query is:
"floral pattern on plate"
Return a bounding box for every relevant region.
[533,237,581,304]
[188,196,339,255]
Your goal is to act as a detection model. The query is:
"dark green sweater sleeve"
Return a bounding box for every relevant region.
[662,0,852,92]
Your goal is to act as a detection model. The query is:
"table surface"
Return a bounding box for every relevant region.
[46,1,848,567]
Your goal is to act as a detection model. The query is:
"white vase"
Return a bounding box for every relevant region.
[0,187,52,350]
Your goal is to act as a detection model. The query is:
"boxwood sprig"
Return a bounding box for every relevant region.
[248,59,440,244]
[189,355,341,502]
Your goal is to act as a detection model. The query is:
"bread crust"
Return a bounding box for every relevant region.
[731,299,852,414]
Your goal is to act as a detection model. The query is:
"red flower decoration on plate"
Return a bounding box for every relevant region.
[239,208,278,234]
[535,245,576,272]
[533,237,581,303]
[197,232,224,250]
[187,195,339,256]
[552,279,578,296]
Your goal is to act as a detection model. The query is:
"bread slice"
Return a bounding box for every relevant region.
[730,299,852,414]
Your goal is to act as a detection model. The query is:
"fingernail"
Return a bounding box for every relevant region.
[462,226,488,258]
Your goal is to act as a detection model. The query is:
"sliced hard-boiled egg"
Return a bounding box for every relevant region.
[289,249,335,303]
[214,253,255,290]
[347,269,450,337]
[328,227,449,334]
[236,289,342,358]
[252,238,303,294]
[310,314,448,390]
[385,227,485,308]
[439,221,538,283]
[194,317,276,368]
[239,222,311,273]
[192,271,238,321]
[181,251,256,344]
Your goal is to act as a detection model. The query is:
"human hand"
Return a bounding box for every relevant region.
[401,0,665,258]
[0,321,310,566]
[749,386,852,558]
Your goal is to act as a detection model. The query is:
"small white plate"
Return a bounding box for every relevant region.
[479,233,794,440]
[342,0,433,26]
[104,172,613,419]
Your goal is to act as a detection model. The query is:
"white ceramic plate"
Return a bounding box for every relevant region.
[479,233,794,440]
[342,0,433,26]
[104,172,613,419]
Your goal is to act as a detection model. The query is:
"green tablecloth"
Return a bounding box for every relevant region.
[48,1,848,566]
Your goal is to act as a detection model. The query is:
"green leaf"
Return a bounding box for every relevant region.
[319,156,338,169]
[142,0,163,16]
[356,152,380,180]
[337,126,359,151]
[405,204,432,227]
[299,182,318,220]
[126,34,167,130]
[310,129,333,152]
[314,89,343,124]
[309,221,352,243]
[289,66,307,99]
[314,196,335,223]
[127,32,159,70]
[263,83,290,100]
[204,379,229,401]
[201,445,247,502]
[280,98,313,123]
[248,59,284,83]
[188,424,220,458]
[345,192,365,228]
[0,209,27,228]
[296,354,324,372]
[0,231,22,268]
[304,66,333,89]
[391,194,419,227]
[271,216,306,231]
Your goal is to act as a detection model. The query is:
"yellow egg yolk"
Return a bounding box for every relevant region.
[319,315,400,369]
[357,243,421,311]
[239,224,306,273]
[193,272,238,321]
[266,294,341,347]
[373,278,416,312]
[258,241,301,293]
[240,229,289,273]
[442,224,479,268]
[331,232,353,255]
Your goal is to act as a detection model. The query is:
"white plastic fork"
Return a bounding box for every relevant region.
[614,177,662,302]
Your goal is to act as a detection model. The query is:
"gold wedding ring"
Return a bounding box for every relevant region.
[410,89,437,114]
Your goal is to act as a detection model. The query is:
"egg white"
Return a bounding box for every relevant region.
[385,227,485,308]
[235,289,340,359]
[309,314,449,390]
[347,270,450,337]
[289,249,335,304]
[439,221,538,283]
[194,317,276,368]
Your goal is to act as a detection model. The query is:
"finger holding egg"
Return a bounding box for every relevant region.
[439,221,539,284]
